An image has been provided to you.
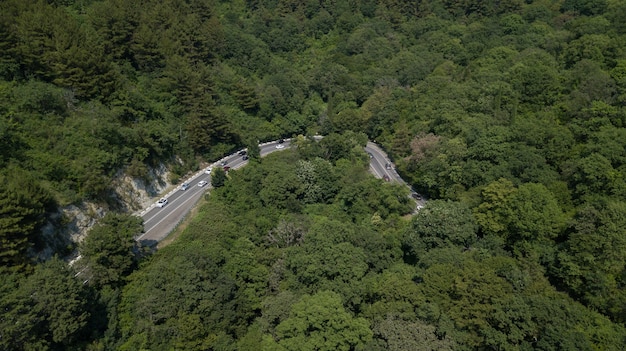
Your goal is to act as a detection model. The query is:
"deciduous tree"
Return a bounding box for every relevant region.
[554,200,626,322]
[265,291,372,351]
[371,316,455,351]
[403,200,478,262]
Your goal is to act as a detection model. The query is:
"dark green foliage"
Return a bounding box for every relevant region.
[0,78,180,203]
[264,291,373,351]
[117,244,241,350]
[0,258,91,351]
[232,79,260,112]
[522,294,625,350]
[79,213,143,288]
[368,315,456,351]
[403,200,478,263]
[2,0,626,348]
[441,0,523,18]
[562,0,607,16]
[416,253,624,349]
[259,159,304,211]
[110,149,626,350]
[0,168,54,271]
[474,179,567,249]
[8,1,116,98]
[553,200,626,323]
[212,167,227,188]
[336,177,413,221]
[285,233,368,292]
[246,138,262,160]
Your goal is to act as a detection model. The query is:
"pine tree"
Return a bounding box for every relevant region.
[0,169,53,271]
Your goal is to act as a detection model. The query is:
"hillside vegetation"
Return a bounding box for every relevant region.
[1,0,626,349]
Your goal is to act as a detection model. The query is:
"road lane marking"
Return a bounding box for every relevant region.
[138,138,423,245]
[369,164,382,178]
[142,180,208,223]
[142,176,212,224]
[138,189,208,240]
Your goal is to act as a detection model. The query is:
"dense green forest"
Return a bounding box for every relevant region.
[2,0,626,349]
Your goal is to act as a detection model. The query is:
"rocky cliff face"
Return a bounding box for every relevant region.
[112,163,172,214]
[34,163,172,261]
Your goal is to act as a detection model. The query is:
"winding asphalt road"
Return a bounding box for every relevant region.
[137,139,292,245]
[137,138,423,246]
[365,141,426,209]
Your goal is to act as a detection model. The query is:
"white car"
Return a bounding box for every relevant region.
[275,144,285,149]
[198,180,208,187]
[205,167,212,175]
[156,198,168,207]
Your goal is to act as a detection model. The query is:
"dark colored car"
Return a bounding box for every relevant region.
[242,155,249,160]
[383,174,390,182]
[385,163,392,170]
[223,166,231,172]
[278,139,285,144]
[238,150,247,156]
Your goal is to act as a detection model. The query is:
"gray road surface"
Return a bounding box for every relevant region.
[138,138,423,245]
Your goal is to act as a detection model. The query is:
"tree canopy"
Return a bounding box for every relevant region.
[2,0,626,349]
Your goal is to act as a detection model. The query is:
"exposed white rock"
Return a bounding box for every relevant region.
[111,163,172,212]
[36,163,172,261]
